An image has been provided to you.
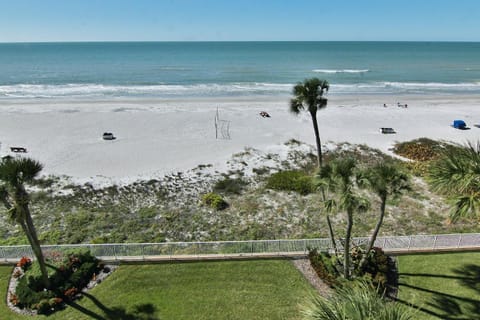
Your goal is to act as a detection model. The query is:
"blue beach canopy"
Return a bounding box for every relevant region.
[453,120,466,128]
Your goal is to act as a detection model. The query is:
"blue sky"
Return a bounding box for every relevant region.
[0,0,479,42]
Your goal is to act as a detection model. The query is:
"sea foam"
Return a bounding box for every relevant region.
[1,81,480,99]
[313,69,370,74]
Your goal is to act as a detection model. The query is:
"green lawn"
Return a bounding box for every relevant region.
[398,252,480,320]
[0,259,315,320]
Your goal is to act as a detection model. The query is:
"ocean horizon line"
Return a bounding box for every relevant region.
[2,40,480,44]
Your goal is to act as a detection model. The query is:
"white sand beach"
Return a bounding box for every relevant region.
[1,94,480,185]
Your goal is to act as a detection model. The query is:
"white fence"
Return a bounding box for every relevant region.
[1,233,479,262]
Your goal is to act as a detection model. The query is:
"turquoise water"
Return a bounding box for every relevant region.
[0,41,480,98]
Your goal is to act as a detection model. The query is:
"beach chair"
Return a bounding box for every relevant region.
[103,132,116,140]
[10,147,27,153]
[380,128,396,134]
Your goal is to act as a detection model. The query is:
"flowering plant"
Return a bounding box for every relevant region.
[17,257,32,271]
[64,287,78,299]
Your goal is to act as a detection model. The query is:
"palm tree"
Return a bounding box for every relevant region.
[302,280,416,320]
[290,78,329,168]
[0,157,50,288]
[317,157,369,279]
[358,162,410,269]
[428,141,480,222]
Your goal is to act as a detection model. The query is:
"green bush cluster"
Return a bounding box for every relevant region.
[14,249,100,314]
[202,192,229,210]
[265,170,314,195]
[307,248,339,287]
[308,246,393,292]
[353,246,391,291]
[213,177,247,195]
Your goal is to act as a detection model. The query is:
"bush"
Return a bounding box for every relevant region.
[15,277,55,309]
[36,299,51,315]
[202,192,229,210]
[266,170,314,195]
[308,246,394,292]
[213,177,247,195]
[12,250,100,312]
[393,138,457,162]
[17,257,32,272]
[308,248,339,287]
[354,246,392,291]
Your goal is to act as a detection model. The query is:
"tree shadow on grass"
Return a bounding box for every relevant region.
[66,292,159,320]
[397,264,480,319]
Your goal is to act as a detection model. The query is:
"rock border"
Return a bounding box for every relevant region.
[291,258,332,297]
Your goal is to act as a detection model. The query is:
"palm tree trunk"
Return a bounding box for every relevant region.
[344,209,353,279]
[310,113,323,168]
[326,214,338,255]
[23,206,50,288]
[359,195,387,270]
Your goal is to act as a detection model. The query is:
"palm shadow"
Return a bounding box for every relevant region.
[42,262,159,319]
[397,263,480,319]
[66,292,160,320]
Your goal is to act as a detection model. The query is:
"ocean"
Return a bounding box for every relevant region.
[1,41,480,99]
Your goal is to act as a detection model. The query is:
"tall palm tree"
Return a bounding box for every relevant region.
[357,162,410,269]
[0,157,50,288]
[302,280,416,320]
[428,141,480,222]
[290,78,329,168]
[291,78,334,252]
[317,157,369,279]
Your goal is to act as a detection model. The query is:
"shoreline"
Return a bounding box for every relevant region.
[1,94,480,185]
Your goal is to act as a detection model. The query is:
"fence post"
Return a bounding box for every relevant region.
[432,235,437,250]
[457,234,463,248]
[407,235,412,250]
[113,245,117,261]
[382,237,387,249]
[304,240,307,253]
[142,244,145,261]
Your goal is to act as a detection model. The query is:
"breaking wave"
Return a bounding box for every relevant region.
[313,69,370,74]
[1,81,480,99]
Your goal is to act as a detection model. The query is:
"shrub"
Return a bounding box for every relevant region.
[308,248,339,287]
[354,246,392,291]
[36,299,51,315]
[15,276,55,309]
[12,249,100,312]
[202,192,229,210]
[63,287,78,300]
[301,280,417,320]
[213,177,247,195]
[393,138,457,162]
[17,257,32,272]
[266,170,314,195]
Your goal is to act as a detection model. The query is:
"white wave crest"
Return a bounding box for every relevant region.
[0,83,293,99]
[1,81,480,99]
[313,69,370,74]
[330,81,480,94]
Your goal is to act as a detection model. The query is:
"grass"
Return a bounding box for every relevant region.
[397,252,480,320]
[0,259,315,320]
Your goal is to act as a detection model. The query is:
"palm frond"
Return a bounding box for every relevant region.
[0,157,43,185]
[428,141,480,221]
[301,281,416,320]
[449,193,480,222]
[290,98,304,114]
